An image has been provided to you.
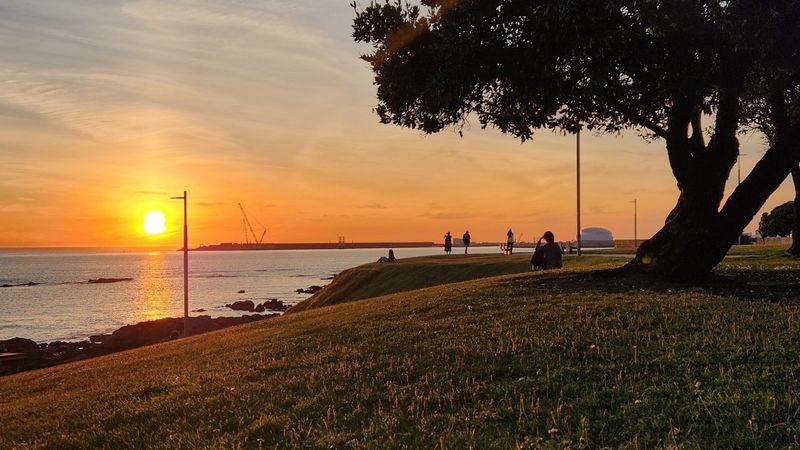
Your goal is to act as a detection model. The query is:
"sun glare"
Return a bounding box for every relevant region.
[142,210,166,235]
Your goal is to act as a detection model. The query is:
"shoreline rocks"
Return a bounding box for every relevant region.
[296,285,323,294]
[0,314,277,376]
[225,299,289,313]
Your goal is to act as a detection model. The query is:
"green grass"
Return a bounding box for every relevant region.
[2,246,800,448]
[291,253,620,313]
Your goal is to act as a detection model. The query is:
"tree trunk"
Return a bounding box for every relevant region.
[790,165,800,256]
[625,133,800,277]
[625,153,732,277]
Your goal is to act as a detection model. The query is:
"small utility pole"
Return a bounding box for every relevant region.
[576,127,582,256]
[171,191,189,336]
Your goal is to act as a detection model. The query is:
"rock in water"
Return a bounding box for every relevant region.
[261,299,289,311]
[88,278,133,284]
[225,300,256,312]
[296,285,324,294]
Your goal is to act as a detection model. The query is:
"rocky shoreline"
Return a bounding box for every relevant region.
[0,314,277,376]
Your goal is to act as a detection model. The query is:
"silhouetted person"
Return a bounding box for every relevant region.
[444,232,453,255]
[462,230,471,254]
[377,249,396,263]
[531,231,563,270]
[506,228,514,254]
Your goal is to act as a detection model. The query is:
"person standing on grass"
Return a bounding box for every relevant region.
[462,230,471,254]
[506,228,514,254]
[444,232,453,255]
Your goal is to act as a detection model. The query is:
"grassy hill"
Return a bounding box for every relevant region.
[2,247,800,448]
[289,254,535,313]
[290,253,636,313]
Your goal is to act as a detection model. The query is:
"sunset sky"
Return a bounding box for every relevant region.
[0,0,794,248]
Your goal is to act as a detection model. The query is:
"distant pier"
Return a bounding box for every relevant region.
[191,242,437,251]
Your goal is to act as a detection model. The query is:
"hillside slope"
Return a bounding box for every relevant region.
[3,248,799,448]
[289,254,533,313]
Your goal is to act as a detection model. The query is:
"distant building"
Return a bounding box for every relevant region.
[581,227,614,248]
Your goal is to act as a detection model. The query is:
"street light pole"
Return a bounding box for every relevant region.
[633,199,638,249]
[171,191,189,336]
[737,153,747,186]
[576,127,582,256]
[737,153,746,244]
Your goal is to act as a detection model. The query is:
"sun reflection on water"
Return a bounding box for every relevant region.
[137,252,171,321]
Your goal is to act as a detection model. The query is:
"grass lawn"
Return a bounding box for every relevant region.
[2,246,799,448]
[290,253,620,313]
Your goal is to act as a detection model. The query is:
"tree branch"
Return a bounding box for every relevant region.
[768,78,790,142]
[665,98,695,186]
[613,104,669,139]
[719,126,800,242]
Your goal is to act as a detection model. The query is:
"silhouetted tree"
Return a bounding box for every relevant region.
[758,213,770,242]
[791,167,800,255]
[759,201,794,238]
[353,0,800,277]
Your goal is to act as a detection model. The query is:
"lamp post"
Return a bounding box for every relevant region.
[632,199,638,248]
[576,127,582,256]
[737,152,747,186]
[171,191,189,336]
[737,153,746,244]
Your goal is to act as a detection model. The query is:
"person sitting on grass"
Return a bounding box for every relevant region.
[531,231,563,271]
[377,249,396,263]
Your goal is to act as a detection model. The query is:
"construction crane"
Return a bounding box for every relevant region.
[238,203,266,244]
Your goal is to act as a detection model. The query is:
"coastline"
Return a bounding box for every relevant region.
[0,314,278,376]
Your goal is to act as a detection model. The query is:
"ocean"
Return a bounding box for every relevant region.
[0,246,514,342]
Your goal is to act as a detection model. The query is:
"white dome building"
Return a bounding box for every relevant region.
[581,227,614,248]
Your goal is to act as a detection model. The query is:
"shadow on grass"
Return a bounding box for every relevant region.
[504,265,800,305]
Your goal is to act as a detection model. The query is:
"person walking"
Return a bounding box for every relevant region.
[506,228,514,254]
[444,232,453,255]
[462,230,471,254]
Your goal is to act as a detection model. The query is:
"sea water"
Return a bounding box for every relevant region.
[0,246,512,342]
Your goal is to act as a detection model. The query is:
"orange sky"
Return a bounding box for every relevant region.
[0,1,794,248]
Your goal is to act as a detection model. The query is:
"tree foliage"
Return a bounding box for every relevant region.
[759,201,795,238]
[354,0,799,141]
[353,0,800,275]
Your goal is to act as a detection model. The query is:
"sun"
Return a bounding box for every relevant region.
[142,210,166,235]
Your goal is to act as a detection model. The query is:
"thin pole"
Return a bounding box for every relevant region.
[736,153,747,186]
[576,128,582,256]
[634,198,638,249]
[183,190,189,335]
[737,154,746,244]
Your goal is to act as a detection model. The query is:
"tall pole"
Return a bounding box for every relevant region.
[737,154,746,244]
[171,191,189,336]
[183,190,188,335]
[737,153,748,186]
[634,198,638,249]
[576,128,582,256]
